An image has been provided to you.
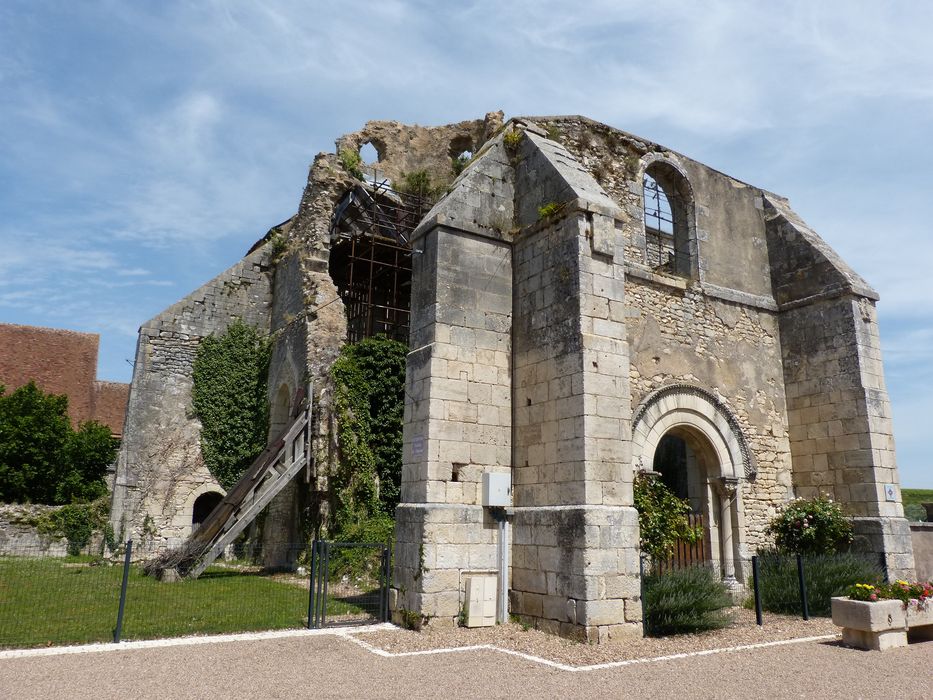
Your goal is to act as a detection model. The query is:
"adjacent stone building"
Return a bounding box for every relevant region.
[109,113,915,641]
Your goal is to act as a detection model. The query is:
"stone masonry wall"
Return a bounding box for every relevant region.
[109,245,273,552]
[765,196,915,579]
[510,207,642,641]
[394,225,512,624]
[624,277,792,551]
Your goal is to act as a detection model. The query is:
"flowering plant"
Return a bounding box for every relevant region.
[767,496,853,554]
[847,580,933,608]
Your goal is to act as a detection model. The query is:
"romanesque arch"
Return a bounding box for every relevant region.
[631,384,754,587]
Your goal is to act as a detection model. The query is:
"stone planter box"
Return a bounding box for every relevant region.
[831,597,933,650]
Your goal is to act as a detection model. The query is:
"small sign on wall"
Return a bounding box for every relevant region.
[884,483,898,502]
[411,435,425,458]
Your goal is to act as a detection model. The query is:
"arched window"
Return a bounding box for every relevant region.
[643,161,695,278]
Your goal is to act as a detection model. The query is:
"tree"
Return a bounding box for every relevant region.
[0,382,117,504]
[191,321,271,490]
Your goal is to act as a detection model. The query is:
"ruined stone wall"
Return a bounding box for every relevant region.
[109,245,273,551]
[335,113,503,190]
[529,117,793,555]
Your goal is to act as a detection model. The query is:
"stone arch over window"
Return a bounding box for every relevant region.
[641,157,697,278]
[632,384,754,586]
[180,483,227,537]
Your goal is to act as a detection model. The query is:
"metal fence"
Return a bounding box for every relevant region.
[0,539,390,649]
[749,550,885,621]
[307,541,390,629]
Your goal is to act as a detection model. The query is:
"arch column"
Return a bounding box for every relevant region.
[713,477,739,587]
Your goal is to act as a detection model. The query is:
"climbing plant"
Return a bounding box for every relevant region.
[191,321,271,490]
[633,472,703,560]
[329,336,406,537]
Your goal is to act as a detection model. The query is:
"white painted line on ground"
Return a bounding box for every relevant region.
[337,632,841,673]
[0,623,395,660]
[1,625,839,674]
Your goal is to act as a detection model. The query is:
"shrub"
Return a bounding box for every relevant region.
[767,496,853,554]
[338,148,364,179]
[330,336,406,518]
[633,473,702,560]
[643,565,733,636]
[755,550,883,616]
[36,498,110,556]
[326,512,394,586]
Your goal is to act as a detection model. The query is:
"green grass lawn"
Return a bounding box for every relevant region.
[0,556,375,649]
[902,488,933,522]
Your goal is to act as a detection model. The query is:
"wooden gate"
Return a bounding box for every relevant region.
[654,512,707,573]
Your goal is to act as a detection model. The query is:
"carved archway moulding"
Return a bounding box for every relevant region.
[631,383,756,479]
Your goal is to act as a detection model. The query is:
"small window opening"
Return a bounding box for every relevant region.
[452,150,472,176]
[359,141,379,164]
[449,135,474,176]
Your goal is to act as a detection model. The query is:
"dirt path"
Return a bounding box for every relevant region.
[1,628,930,699]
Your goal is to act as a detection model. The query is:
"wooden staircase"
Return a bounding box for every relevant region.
[183,391,312,578]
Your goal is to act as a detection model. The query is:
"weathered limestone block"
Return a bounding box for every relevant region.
[832,597,933,651]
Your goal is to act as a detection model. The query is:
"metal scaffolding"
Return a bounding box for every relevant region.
[329,179,430,344]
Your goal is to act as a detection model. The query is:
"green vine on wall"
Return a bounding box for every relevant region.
[191,320,272,490]
[330,336,406,538]
[633,472,703,560]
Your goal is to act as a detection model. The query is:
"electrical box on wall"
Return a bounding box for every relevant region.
[463,575,497,627]
[482,471,511,507]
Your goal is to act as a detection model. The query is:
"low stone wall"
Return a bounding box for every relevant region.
[0,504,69,556]
[909,522,933,582]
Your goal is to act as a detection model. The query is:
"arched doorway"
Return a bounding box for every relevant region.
[270,383,292,438]
[633,385,755,587]
[191,491,224,532]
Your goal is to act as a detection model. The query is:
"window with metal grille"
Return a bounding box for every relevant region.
[643,162,694,278]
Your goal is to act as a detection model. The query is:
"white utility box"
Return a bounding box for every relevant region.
[482,471,512,507]
[463,575,497,627]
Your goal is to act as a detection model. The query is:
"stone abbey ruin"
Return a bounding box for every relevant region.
[109,112,916,641]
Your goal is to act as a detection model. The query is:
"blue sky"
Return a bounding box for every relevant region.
[1,1,931,488]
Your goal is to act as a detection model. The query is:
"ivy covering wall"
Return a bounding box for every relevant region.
[191,321,272,490]
[329,336,406,542]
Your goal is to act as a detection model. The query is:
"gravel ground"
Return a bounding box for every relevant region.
[1,627,930,699]
[355,607,839,665]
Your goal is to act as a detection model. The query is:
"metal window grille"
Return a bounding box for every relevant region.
[329,180,430,344]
